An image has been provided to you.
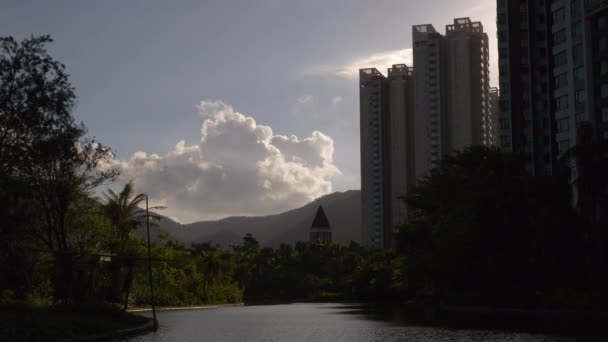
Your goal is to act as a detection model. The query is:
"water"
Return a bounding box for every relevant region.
[124,303,606,342]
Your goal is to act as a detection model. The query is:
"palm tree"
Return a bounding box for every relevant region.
[102,181,164,241]
[102,181,164,309]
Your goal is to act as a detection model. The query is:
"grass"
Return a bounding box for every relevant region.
[0,303,150,342]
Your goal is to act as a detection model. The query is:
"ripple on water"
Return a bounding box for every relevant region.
[121,303,607,342]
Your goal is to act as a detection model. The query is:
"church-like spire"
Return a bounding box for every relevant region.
[311,205,330,230]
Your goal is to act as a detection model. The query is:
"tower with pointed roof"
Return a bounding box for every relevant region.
[310,205,332,243]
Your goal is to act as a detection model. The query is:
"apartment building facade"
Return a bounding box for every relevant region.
[359,65,415,248]
[497,0,608,176]
[496,0,555,175]
[360,17,492,248]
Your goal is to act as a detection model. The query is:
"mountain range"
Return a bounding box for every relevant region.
[138,190,361,248]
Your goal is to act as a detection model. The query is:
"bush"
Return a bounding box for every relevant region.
[206,280,243,304]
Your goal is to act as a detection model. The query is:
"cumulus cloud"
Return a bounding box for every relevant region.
[335,48,413,79]
[111,100,341,223]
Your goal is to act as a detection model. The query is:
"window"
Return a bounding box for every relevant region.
[537,31,545,40]
[600,38,608,51]
[573,44,583,64]
[575,89,585,105]
[499,65,507,75]
[603,108,608,122]
[552,7,566,24]
[553,29,567,45]
[500,82,509,92]
[603,84,608,98]
[556,95,569,111]
[501,135,511,146]
[554,73,568,88]
[575,112,586,124]
[558,117,570,133]
[574,67,585,81]
[554,50,567,66]
[498,14,506,25]
[572,21,583,38]
[602,61,608,75]
[571,0,581,16]
[500,118,510,129]
[599,17,607,30]
[500,100,510,111]
[558,139,570,154]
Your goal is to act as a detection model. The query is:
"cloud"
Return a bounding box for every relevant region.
[111,100,341,223]
[291,94,318,118]
[335,48,413,79]
[296,95,314,104]
[331,96,343,105]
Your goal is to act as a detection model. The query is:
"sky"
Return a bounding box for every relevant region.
[1,0,497,223]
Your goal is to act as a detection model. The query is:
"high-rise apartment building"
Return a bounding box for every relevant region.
[585,1,608,142]
[412,18,491,180]
[360,17,492,248]
[490,87,500,145]
[444,19,493,148]
[551,0,594,158]
[359,68,391,249]
[497,0,608,175]
[387,65,416,231]
[497,0,555,176]
[412,24,443,181]
[360,66,415,248]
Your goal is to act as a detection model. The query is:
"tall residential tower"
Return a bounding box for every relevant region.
[360,17,492,248]
[413,18,492,179]
[360,66,415,248]
[496,0,554,175]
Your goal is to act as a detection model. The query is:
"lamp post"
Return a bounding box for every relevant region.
[145,195,158,330]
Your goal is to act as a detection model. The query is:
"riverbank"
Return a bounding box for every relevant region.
[127,302,244,313]
[0,303,152,342]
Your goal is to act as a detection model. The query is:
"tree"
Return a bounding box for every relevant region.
[102,181,164,241]
[232,234,260,299]
[0,35,118,302]
[396,146,581,307]
[0,35,75,177]
[564,123,608,287]
[566,123,608,227]
[102,181,164,307]
[1,35,118,253]
[191,242,228,300]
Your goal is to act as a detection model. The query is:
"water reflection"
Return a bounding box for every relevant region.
[123,303,607,342]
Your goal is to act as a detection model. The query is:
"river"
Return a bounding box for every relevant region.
[123,303,606,342]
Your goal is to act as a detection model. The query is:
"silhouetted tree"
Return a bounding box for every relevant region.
[0,35,118,302]
[563,122,608,287]
[396,145,582,307]
[102,181,165,307]
[102,181,164,241]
